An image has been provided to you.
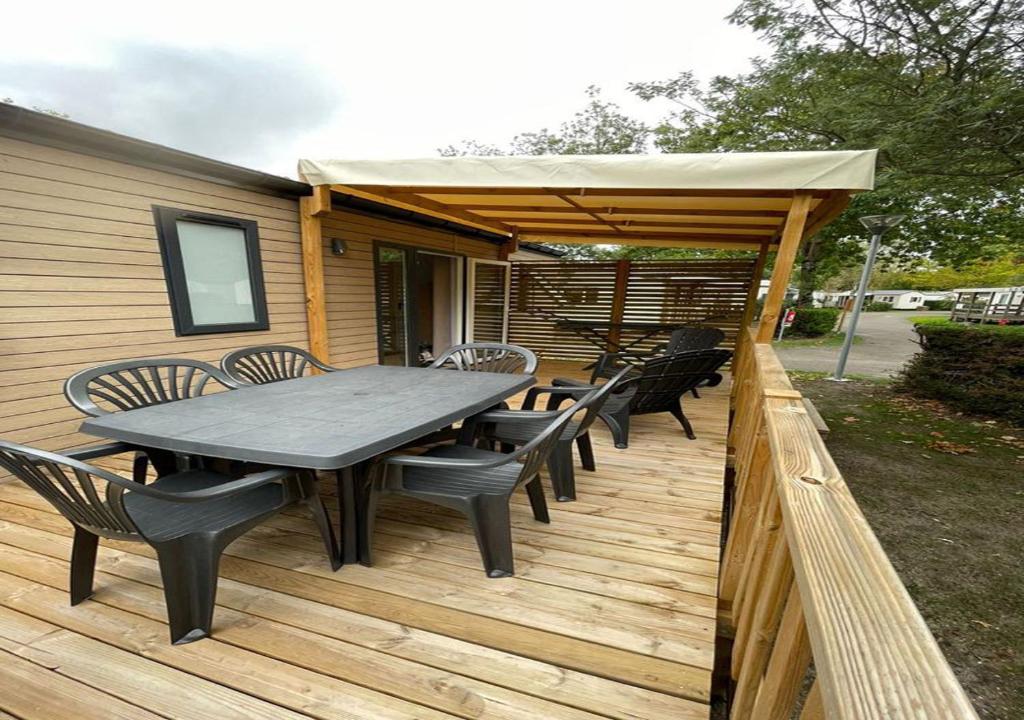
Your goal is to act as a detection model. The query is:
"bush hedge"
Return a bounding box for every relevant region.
[898,319,1024,425]
[789,307,841,337]
[864,301,893,312]
[923,298,954,311]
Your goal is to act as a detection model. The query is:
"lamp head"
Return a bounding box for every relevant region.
[859,214,906,235]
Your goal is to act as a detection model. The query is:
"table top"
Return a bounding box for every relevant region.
[80,365,535,470]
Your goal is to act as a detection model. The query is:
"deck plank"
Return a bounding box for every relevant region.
[0,362,728,719]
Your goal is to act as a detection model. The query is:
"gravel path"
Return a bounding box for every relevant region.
[773,311,945,378]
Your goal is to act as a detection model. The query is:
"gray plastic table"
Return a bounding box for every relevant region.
[80,365,535,563]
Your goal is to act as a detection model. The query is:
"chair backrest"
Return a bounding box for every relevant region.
[627,348,732,415]
[221,345,336,385]
[0,440,141,540]
[430,343,538,375]
[65,359,236,417]
[665,327,726,353]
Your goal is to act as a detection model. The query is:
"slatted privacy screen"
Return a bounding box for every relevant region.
[509,259,758,361]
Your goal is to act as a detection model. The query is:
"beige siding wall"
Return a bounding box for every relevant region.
[319,208,501,368]
[0,135,310,454]
[0,135,504,458]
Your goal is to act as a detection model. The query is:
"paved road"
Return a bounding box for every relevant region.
[773,311,945,378]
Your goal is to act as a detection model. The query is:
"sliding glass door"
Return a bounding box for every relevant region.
[466,258,511,343]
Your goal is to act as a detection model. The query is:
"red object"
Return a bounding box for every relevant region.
[784,309,797,326]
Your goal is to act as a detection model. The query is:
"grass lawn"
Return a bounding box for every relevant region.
[774,332,860,348]
[793,376,1024,720]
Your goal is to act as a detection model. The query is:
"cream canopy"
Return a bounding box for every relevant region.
[298,150,877,250]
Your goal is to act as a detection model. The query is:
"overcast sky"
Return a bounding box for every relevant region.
[0,2,768,178]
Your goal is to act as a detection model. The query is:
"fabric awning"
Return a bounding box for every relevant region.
[297,150,876,250]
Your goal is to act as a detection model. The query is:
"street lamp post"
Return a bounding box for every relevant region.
[832,214,906,381]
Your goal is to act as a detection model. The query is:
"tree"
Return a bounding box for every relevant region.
[631,0,1024,303]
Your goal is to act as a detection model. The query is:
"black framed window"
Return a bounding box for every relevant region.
[153,206,270,336]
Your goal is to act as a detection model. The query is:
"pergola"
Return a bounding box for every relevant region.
[295,150,876,359]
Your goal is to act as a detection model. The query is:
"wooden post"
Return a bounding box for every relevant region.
[756,193,813,343]
[606,259,631,351]
[734,242,771,367]
[300,187,332,365]
[749,581,813,720]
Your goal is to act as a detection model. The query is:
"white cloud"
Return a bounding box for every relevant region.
[0,1,768,177]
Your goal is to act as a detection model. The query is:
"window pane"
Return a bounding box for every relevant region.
[177,220,256,325]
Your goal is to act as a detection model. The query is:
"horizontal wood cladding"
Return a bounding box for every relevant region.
[0,136,314,457]
[319,207,501,367]
[509,259,757,362]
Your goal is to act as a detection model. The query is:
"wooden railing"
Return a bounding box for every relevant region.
[721,330,978,719]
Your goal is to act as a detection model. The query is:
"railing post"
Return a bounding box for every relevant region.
[749,581,813,720]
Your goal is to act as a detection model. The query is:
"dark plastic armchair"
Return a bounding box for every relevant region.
[469,367,633,502]
[221,345,337,385]
[553,348,732,448]
[64,359,239,481]
[0,439,338,644]
[591,326,725,390]
[364,385,603,577]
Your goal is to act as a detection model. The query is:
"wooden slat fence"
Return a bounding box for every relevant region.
[721,329,978,719]
[508,259,756,361]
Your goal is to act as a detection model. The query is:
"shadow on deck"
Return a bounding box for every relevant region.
[0,361,729,720]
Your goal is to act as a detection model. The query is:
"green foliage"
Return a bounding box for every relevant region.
[631,1,1024,295]
[789,307,840,336]
[923,299,954,311]
[899,321,1024,424]
[864,301,893,312]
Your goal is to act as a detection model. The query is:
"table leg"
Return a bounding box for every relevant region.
[335,468,359,565]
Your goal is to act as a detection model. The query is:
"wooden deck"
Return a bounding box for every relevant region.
[0,362,728,720]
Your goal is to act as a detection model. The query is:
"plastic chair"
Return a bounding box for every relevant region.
[221,345,337,385]
[0,439,338,644]
[553,348,732,448]
[64,359,239,481]
[429,343,538,375]
[363,385,603,577]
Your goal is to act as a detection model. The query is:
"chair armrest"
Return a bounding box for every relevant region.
[522,384,595,410]
[592,352,633,383]
[474,409,561,423]
[383,454,504,470]
[61,442,137,462]
[127,468,296,503]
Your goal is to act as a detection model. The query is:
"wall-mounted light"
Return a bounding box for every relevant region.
[330,238,347,256]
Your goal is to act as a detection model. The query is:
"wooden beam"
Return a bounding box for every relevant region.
[802,190,851,241]
[330,185,514,236]
[309,185,332,217]
[360,185,831,199]
[518,233,769,251]
[299,196,330,365]
[548,190,624,235]
[509,217,779,231]
[497,229,519,261]
[462,205,791,218]
[736,242,771,359]
[519,229,772,243]
[756,192,813,342]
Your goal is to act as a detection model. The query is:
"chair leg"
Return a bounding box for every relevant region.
[499,442,516,455]
[151,534,222,645]
[69,526,99,606]
[669,401,696,440]
[132,453,149,484]
[691,388,701,399]
[466,495,515,578]
[601,408,631,449]
[524,476,550,523]
[301,473,341,571]
[360,478,382,567]
[545,441,576,502]
[576,433,596,472]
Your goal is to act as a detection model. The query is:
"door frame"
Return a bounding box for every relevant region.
[466,258,512,343]
[371,240,466,366]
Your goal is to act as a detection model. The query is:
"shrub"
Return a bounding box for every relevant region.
[789,307,841,337]
[864,301,893,312]
[898,320,1024,425]
[923,299,954,311]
